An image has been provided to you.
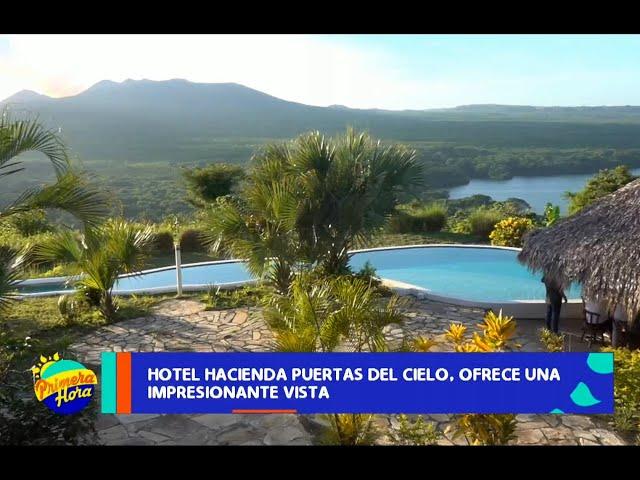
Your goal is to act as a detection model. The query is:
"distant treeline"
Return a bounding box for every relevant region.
[414,145,640,188]
[5,144,639,221]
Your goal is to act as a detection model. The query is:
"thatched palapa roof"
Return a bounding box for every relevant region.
[518,178,640,320]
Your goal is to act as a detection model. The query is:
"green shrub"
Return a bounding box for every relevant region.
[202,284,270,310]
[7,211,53,237]
[601,347,640,433]
[539,328,564,352]
[387,414,441,445]
[179,229,206,252]
[388,203,447,233]
[321,414,380,445]
[565,165,637,215]
[448,414,517,446]
[57,294,83,324]
[151,230,174,253]
[387,211,412,234]
[489,216,535,247]
[543,203,561,227]
[182,163,246,207]
[414,203,447,232]
[468,209,504,239]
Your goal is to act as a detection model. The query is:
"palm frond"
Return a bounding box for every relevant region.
[0,109,68,175]
[0,171,109,227]
[103,220,154,274]
[0,247,23,312]
[31,230,84,267]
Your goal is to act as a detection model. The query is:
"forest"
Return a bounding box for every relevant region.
[3,79,640,220]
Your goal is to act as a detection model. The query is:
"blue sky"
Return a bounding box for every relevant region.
[1,34,639,109]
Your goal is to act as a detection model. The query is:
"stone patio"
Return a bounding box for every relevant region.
[69,297,626,446]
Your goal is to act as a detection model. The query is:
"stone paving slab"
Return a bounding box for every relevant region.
[69,297,626,446]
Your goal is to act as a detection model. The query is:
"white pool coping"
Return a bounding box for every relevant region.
[14,244,582,318]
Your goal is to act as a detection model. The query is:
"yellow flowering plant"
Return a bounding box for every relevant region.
[489,216,535,247]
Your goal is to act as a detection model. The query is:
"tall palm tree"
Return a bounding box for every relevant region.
[32,220,154,320]
[204,129,423,291]
[0,109,108,306]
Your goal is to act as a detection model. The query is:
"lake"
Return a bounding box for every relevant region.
[448,168,640,213]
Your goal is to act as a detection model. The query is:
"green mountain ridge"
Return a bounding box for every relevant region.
[4,79,640,164]
[4,79,640,220]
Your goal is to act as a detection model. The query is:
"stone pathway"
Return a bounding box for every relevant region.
[69,297,626,446]
[72,299,275,365]
[383,298,544,352]
[72,300,309,445]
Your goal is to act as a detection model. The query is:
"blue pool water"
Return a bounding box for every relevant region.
[116,261,252,291]
[349,247,580,302]
[17,246,581,302]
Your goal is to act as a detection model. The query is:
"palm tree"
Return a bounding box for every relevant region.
[0,109,108,306]
[204,129,423,291]
[0,109,107,225]
[32,220,153,320]
[264,273,403,446]
[264,274,405,352]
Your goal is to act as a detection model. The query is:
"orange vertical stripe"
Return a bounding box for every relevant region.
[116,352,132,414]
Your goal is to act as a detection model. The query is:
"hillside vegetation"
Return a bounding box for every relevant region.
[3,79,640,220]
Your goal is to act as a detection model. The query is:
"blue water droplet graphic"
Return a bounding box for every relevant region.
[587,353,614,374]
[570,382,601,407]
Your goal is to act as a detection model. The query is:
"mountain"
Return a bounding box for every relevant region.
[5,79,640,220]
[5,79,640,164]
[3,89,52,104]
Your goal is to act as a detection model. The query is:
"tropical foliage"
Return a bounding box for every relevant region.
[565,165,637,214]
[388,202,447,233]
[264,274,404,353]
[449,413,518,446]
[539,328,564,352]
[466,208,504,239]
[0,247,24,313]
[182,163,246,207]
[31,220,154,320]
[203,129,423,292]
[0,111,107,226]
[321,413,380,446]
[601,347,640,434]
[0,110,108,308]
[386,414,441,445]
[413,311,519,445]
[543,203,561,227]
[489,216,535,247]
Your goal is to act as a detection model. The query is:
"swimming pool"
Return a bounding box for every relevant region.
[349,246,580,302]
[16,245,581,303]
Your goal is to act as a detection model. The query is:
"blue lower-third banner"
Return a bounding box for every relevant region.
[102,352,614,414]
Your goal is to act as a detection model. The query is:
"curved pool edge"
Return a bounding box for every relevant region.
[380,278,583,320]
[349,243,523,254]
[14,244,583,320]
[15,279,258,299]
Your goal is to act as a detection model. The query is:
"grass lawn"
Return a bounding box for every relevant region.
[0,295,169,376]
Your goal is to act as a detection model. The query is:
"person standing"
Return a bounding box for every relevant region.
[542,276,567,334]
